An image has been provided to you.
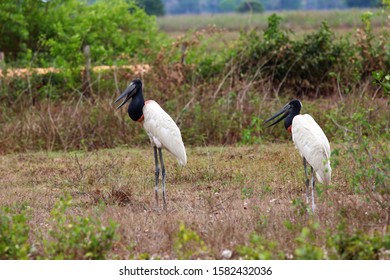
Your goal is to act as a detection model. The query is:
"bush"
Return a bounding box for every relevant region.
[237,222,389,260]
[0,198,120,260]
[373,71,390,94]
[174,223,208,260]
[294,223,324,260]
[327,223,389,259]
[236,233,279,259]
[41,196,118,260]
[222,12,389,96]
[0,206,31,259]
[325,96,389,208]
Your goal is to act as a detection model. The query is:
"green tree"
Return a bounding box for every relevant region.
[0,0,26,60]
[236,1,264,13]
[42,0,163,79]
[280,0,302,10]
[136,0,165,16]
[0,0,50,61]
[261,0,282,10]
[346,0,381,7]
[164,0,200,14]
[0,0,164,67]
[219,0,241,12]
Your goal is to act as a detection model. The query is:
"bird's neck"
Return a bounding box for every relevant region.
[284,108,300,130]
[128,92,145,122]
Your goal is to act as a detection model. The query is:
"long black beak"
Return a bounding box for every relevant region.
[114,82,137,109]
[264,104,291,127]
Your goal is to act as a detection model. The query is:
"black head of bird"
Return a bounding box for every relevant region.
[264,99,302,130]
[113,78,187,211]
[114,78,145,121]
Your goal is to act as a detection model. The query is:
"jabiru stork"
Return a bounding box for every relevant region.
[114,79,187,210]
[264,99,331,212]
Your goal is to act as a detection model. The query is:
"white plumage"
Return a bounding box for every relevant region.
[265,99,331,212]
[143,100,187,166]
[114,78,187,210]
[292,114,331,185]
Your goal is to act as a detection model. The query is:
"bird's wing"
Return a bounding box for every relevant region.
[292,114,331,184]
[143,101,187,166]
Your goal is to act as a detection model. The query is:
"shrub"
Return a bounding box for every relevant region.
[41,196,118,260]
[355,11,389,79]
[174,223,208,260]
[236,233,279,260]
[294,223,324,260]
[326,97,389,208]
[327,223,389,259]
[222,12,389,96]
[373,70,390,94]
[0,206,31,259]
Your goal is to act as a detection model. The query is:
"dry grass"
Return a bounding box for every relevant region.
[0,144,387,259]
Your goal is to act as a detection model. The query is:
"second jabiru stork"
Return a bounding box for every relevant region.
[264,99,331,212]
[114,79,187,210]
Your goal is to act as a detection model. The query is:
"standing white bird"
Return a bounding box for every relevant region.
[114,79,187,210]
[264,99,331,212]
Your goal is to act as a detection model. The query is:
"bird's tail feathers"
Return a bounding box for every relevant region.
[316,160,331,185]
[177,157,187,166]
[176,151,187,166]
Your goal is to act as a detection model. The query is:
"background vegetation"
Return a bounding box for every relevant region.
[160,0,382,15]
[0,0,389,259]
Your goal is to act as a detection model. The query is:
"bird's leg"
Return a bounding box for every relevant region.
[154,146,160,208]
[158,148,167,210]
[303,157,310,204]
[311,166,316,213]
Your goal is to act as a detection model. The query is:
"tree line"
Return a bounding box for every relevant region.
[83,0,383,16]
[159,0,382,15]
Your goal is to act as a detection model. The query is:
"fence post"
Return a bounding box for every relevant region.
[83,45,93,97]
[180,42,188,65]
[0,52,5,87]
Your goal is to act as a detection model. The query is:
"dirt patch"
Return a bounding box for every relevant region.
[0,64,150,78]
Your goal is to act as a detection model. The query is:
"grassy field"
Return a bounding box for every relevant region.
[1,144,388,259]
[157,9,388,34]
[1,7,389,260]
